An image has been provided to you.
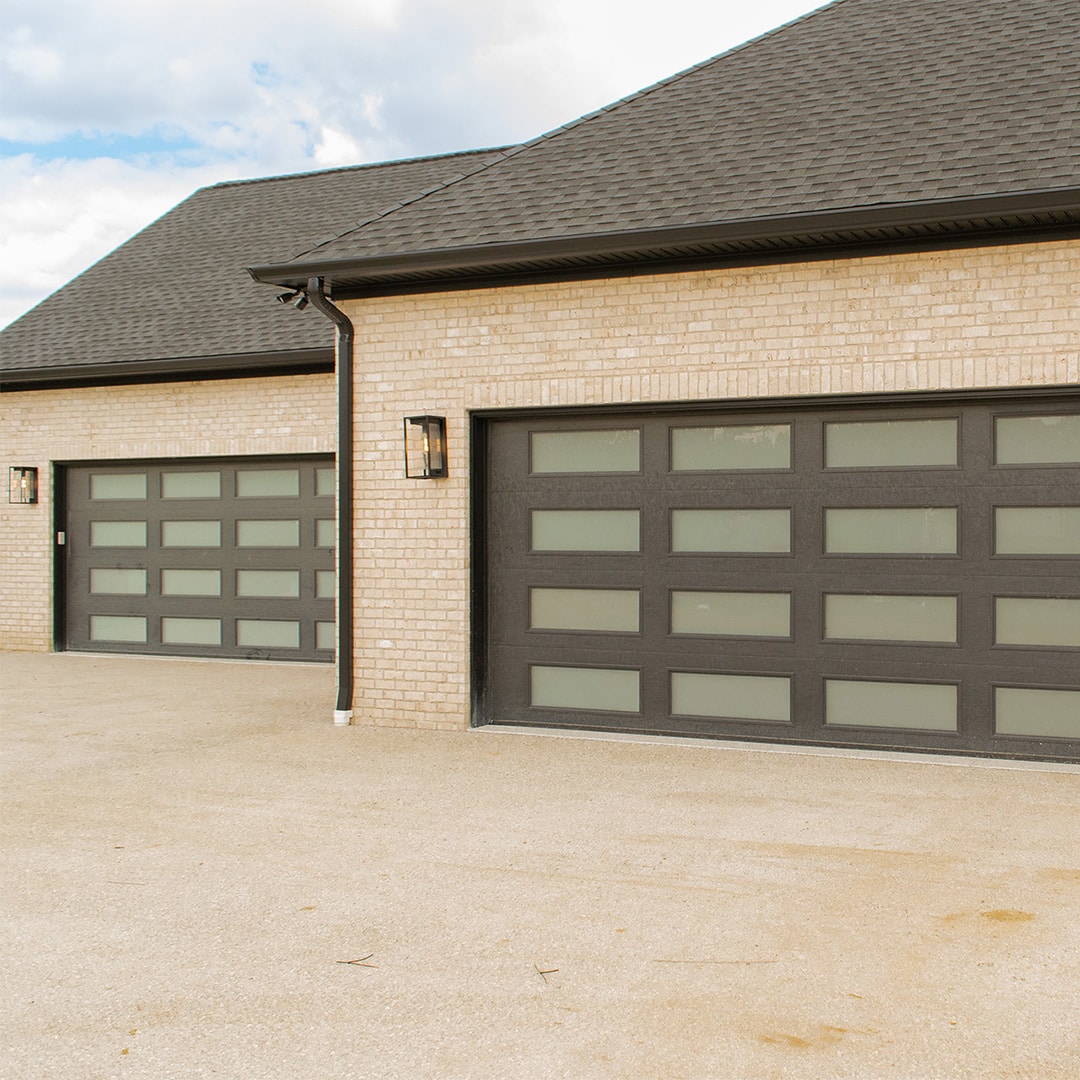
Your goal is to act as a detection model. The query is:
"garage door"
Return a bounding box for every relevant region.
[63,456,334,662]
[482,396,1080,761]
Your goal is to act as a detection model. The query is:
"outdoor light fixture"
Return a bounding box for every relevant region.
[404,415,448,479]
[276,289,309,310]
[8,466,38,504]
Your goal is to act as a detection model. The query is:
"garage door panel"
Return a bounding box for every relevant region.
[483,398,1080,760]
[64,456,334,662]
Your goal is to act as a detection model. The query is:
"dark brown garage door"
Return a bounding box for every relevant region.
[63,456,334,662]
[481,395,1080,761]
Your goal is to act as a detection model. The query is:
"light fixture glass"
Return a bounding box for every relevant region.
[8,466,38,504]
[404,416,448,479]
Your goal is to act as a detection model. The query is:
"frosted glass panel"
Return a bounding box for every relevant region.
[825,680,957,731]
[161,617,221,646]
[236,619,300,648]
[995,688,1080,739]
[162,520,221,547]
[532,510,640,552]
[825,594,957,642]
[671,672,791,722]
[237,520,300,547]
[671,509,790,553]
[995,507,1080,555]
[996,415,1080,465]
[161,569,221,596]
[530,588,639,632]
[89,615,147,643]
[90,474,146,500]
[316,621,335,651]
[531,429,640,473]
[316,570,335,599]
[316,519,335,548]
[315,467,336,496]
[237,469,299,497]
[825,508,956,554]
[89,568,147,595]
[530,666,640,712]
[825,419,957,468]
[237,570,300,598]
[995,598,1080,647]
[671,591,790,637]
[90,521,146,547]
[162,471,220,499]
[672,425,790,471]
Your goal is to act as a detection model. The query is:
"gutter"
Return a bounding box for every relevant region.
[0,348,333,391]
[303,277,355,726]
[248,186,1080,293]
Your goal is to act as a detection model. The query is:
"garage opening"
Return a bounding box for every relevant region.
[479,395,1080,761]
[62,456,334,662]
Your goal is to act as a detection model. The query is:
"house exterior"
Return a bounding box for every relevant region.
[0,149,506,664]
[3,0,1079,760]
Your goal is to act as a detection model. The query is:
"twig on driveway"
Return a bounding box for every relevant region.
[337,954,378,968]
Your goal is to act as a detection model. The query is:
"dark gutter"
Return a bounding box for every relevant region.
[248,187,1080,293]
[1,347,333,391]
[303,278,356,725]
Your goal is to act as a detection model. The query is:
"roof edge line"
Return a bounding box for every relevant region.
[1,347,334,387]
[249,186,1080,287]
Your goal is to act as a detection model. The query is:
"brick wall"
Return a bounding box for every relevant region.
[0,373,335,651]
[4,240,1077,725]
[340,238,1080,730]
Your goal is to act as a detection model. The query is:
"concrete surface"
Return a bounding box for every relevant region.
[2,651,1079,1080]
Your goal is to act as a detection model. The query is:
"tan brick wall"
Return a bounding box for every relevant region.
[0,373,335,651]
[341,238,1080,730]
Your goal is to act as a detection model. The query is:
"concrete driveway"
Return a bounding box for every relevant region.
[2,651,1078,1080]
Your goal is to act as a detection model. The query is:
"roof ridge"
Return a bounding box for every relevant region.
[209,145,514,192]
[286,0,842,264]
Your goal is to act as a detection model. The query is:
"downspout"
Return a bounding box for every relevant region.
[305,277,355,725]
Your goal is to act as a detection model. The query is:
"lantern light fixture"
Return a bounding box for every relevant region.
[404,415,448,479]
[8,466,38,504]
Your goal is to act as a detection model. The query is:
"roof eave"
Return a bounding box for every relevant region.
[1,347,334,391]
[248,187,1080,294]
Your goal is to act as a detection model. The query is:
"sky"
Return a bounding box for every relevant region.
[0,0,828,329]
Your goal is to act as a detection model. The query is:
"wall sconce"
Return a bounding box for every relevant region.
[404,416,448,479]
[8,466,39,504]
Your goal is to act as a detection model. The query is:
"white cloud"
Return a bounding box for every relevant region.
[0,0,827,328]
[313,127,367,169]
[0,155,230,327]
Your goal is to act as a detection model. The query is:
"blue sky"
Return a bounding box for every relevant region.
[0,0,826,328]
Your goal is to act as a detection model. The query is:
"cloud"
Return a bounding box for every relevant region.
[0,0,826,328]
[0,154,228,327]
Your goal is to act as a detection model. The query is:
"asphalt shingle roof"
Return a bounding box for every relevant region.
[279,0,1080,268]
[0,149,507,381]
[6,0,1078,384]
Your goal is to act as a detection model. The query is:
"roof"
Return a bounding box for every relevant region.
[0,148,509,386]
[252,0,1080,294]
